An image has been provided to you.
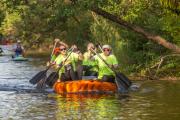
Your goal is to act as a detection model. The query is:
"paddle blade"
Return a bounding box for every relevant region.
[115,76,129,93]
[36,78,47,89]
[114,72,132,93]
[115,72,132,87]
[29,70,47,85]
[45,72,59,87]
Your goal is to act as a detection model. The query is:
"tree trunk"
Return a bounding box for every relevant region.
[92,7,180,54]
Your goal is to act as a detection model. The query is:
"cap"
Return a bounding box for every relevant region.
[17,40,21,43]
[102,45,111,50]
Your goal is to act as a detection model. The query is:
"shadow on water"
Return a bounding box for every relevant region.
[0,55,180,120]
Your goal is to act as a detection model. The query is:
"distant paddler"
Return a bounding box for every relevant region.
[13,40,25,58]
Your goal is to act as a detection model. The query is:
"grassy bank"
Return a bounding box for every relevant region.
[25,48,51,58]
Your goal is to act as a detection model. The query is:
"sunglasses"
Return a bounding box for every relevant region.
[60,48,66,51]
[103,49,110,52]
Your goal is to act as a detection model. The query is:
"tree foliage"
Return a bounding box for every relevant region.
[0,0,179,76]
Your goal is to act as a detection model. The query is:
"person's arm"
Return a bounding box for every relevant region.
[90,54,97,61]
[54,38,60,43]
[78,52,84,60]
[22,46,25,53]
[111,55,119,69]
[53,55,62,68]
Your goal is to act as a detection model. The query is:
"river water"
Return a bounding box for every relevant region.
[0,55,180,120]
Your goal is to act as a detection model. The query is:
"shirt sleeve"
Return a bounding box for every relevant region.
[111,55,118,65]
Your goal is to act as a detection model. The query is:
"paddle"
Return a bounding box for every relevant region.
[0,47,4,53]
[90,48,132,93]
[39,47,75,88]
[29,40,58,85]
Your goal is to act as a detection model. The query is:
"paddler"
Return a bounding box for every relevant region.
[92,44,118,83]
[77,43,98,79]
[70,44,84,79]
[13,40,25,57]
[54,42,83,82]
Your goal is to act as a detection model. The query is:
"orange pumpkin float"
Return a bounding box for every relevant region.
[53,80,117,94]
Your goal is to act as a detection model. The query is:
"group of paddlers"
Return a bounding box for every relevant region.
[47,39,119,83]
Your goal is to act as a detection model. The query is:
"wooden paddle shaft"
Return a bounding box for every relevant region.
[51,41,58,57]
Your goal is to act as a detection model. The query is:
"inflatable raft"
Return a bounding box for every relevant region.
[53,80,117,94]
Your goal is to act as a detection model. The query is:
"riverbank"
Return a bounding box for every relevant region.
[129,76,180,81]
[25,48,51,58]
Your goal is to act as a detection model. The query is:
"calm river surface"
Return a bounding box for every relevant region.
[0,55,180,120]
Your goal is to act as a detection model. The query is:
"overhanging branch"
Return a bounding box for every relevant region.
[92,7,180,53]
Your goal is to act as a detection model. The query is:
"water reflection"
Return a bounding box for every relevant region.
[51,94,122,120]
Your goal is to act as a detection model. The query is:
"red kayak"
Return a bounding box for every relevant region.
[53,80,117,94]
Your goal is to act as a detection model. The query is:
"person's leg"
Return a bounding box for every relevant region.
[64,64,78,81]
[69,68,78,80]
[102,75,115,83]
[76,64,84,80]
[60,73,67,82]
[89,71,98,76]
[84,65,93,76]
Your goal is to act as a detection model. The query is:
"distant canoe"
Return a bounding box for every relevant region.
[12,56,28,61]
[53,80,117,94]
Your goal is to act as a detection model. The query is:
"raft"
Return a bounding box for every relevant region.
[53,80,117,94]
[12,56,28,61]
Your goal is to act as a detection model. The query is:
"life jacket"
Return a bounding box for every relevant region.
[15,45,23,54]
